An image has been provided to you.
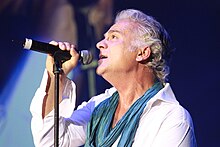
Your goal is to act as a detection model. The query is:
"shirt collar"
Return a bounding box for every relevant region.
[146,83,179,109]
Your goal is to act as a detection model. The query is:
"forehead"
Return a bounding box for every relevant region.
[105,20,137,36]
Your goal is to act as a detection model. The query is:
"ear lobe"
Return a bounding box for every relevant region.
[136,47,151,61]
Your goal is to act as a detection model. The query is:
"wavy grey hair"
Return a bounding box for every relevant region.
[115,9,174,83]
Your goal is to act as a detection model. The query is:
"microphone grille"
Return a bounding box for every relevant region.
[80,50,93,65]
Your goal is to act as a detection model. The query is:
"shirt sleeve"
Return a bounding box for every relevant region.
[30,69,116,147]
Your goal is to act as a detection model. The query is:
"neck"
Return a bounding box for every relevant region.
[110,69,156,128]
[107,69,156,108]
[118,79,155,108]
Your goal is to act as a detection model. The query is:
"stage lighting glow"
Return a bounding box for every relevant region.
[0,52,46,147]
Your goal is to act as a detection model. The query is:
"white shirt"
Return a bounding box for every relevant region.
[30,70,197,147]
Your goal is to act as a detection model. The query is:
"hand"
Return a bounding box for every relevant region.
[46,41,79,77]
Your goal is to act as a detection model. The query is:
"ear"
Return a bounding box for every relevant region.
[136,47,151,62]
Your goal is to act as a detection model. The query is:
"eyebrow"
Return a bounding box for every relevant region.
[104,29,122,37]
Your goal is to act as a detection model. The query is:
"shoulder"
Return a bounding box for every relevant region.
[88,87,117,106]
[143,82,195,131]
[76,87,116,111]
[162,104,194,127]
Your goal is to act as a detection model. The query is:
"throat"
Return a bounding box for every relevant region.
[111,104,128,128]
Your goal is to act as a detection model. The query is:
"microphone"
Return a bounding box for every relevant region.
[16,38,93,65]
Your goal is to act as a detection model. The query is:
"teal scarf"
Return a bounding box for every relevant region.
[85,82,163,147]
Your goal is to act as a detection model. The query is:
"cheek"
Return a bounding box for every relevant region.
[123,51,137,65]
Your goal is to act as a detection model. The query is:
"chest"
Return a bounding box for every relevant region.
[111,106,169,147]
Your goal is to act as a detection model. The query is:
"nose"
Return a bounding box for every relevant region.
[96,39,107,50]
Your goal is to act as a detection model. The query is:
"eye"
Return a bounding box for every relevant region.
[109,34,118,40]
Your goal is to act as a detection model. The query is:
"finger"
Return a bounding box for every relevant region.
[57,42,65,50]
[58,42,73,50]
[63,42,71,51]
[70,44,78,53]
[70,47,78,57]
[62,53,79,75]
[49,40,58,46]
[70,44,77,50]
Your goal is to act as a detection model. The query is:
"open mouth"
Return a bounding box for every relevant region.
[99,54,108,60]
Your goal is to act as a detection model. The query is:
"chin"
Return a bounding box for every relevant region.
[96,67,103,76]
[96,62,109,76]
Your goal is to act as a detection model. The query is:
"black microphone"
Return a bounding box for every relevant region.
[16,38,93,65]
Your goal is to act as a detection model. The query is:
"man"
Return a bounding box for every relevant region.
[30,9,197,146]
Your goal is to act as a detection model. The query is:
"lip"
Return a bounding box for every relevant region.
[98,54,108,65]
[99,54,108,60]
[98,58,104,65]
[98,58,106,63]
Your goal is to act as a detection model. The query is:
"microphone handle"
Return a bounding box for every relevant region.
[23,38,75,62]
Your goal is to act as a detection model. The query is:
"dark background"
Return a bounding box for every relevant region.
[0,0,219,146]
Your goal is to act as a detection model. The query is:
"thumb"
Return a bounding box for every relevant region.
[61,48,79,75]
